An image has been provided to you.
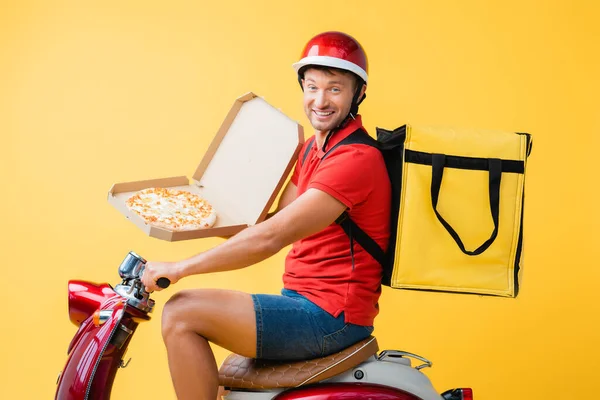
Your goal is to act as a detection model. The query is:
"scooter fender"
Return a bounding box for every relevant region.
[274,383,423,399]
[326,355,444,400]
[55,295,127,400]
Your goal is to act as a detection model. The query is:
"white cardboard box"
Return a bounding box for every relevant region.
[108,92,304,241]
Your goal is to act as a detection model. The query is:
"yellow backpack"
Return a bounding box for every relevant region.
[323,125,532,297]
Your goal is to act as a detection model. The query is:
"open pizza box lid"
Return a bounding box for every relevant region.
[108,92,304,241]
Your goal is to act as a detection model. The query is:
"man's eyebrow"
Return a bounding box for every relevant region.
[304,78,346,85]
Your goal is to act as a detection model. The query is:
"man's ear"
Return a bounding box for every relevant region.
[359,83,367,102]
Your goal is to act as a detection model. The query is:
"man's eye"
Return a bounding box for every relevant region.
[331,87,341,93]
[308,85,317,91]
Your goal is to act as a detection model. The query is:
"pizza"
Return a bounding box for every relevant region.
[126,187,217,231]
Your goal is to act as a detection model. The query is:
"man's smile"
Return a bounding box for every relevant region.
[313,110,335,119]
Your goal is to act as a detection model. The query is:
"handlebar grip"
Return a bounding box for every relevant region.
[156,277,171,289]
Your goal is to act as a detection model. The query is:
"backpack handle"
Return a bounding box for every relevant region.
[430,154,502,256]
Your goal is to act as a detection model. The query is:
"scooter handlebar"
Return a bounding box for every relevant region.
[156,277,171,289]
[137,263,170,289]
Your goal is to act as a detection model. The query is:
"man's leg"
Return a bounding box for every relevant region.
[161,288,257,400]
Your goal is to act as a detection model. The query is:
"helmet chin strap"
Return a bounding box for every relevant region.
[349,81,366,118]
[321,81,366,152]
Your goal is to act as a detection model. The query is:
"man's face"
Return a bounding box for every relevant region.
[302,68,363,134]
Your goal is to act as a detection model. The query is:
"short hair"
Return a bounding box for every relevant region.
[300,65,363,91]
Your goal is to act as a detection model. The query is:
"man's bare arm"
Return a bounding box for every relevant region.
[266,181,298,219]
[176,187,343,277]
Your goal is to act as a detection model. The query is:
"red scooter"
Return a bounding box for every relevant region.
[55,251,473,400]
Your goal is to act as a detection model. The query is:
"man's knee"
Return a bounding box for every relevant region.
[161,289,207,340]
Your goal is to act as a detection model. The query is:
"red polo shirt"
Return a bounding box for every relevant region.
[283,116,391,326]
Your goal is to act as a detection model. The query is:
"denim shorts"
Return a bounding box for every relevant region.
[251,289,374,360]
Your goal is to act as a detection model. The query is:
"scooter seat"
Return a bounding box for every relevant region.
[218,336,378,389]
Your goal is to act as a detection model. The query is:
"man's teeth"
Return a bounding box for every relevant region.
[314,111,333,116]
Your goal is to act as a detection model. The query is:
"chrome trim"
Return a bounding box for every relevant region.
[114,284,154,313]
[377,350,433,370]
[115,251,155,313]
[96,310,113,325]
[118,251,147,280]
[84,309,124,400]
[119,324,133,335]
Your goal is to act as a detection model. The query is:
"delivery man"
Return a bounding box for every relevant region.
[141,31,391,400]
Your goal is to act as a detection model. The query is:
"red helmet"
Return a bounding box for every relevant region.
[293,31,368,84]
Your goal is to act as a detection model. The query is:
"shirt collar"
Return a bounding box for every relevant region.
[315,115,364,159]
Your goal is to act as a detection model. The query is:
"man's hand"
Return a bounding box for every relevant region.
[141,261,182,292]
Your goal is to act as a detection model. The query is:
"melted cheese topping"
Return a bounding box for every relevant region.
[126,188,217,231]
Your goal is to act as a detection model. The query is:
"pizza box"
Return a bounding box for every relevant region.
[108,92,304,241]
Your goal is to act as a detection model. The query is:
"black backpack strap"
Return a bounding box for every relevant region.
[321,128,386,266]
[302,137,316,165]
[336,212,387,266]
[322,128,379,161]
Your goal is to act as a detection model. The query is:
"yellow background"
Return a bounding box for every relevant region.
[1,0,598,399]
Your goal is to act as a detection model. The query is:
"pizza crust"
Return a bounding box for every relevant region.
[125,188,217,232]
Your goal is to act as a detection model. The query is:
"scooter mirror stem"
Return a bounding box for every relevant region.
[118,251,146,281]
